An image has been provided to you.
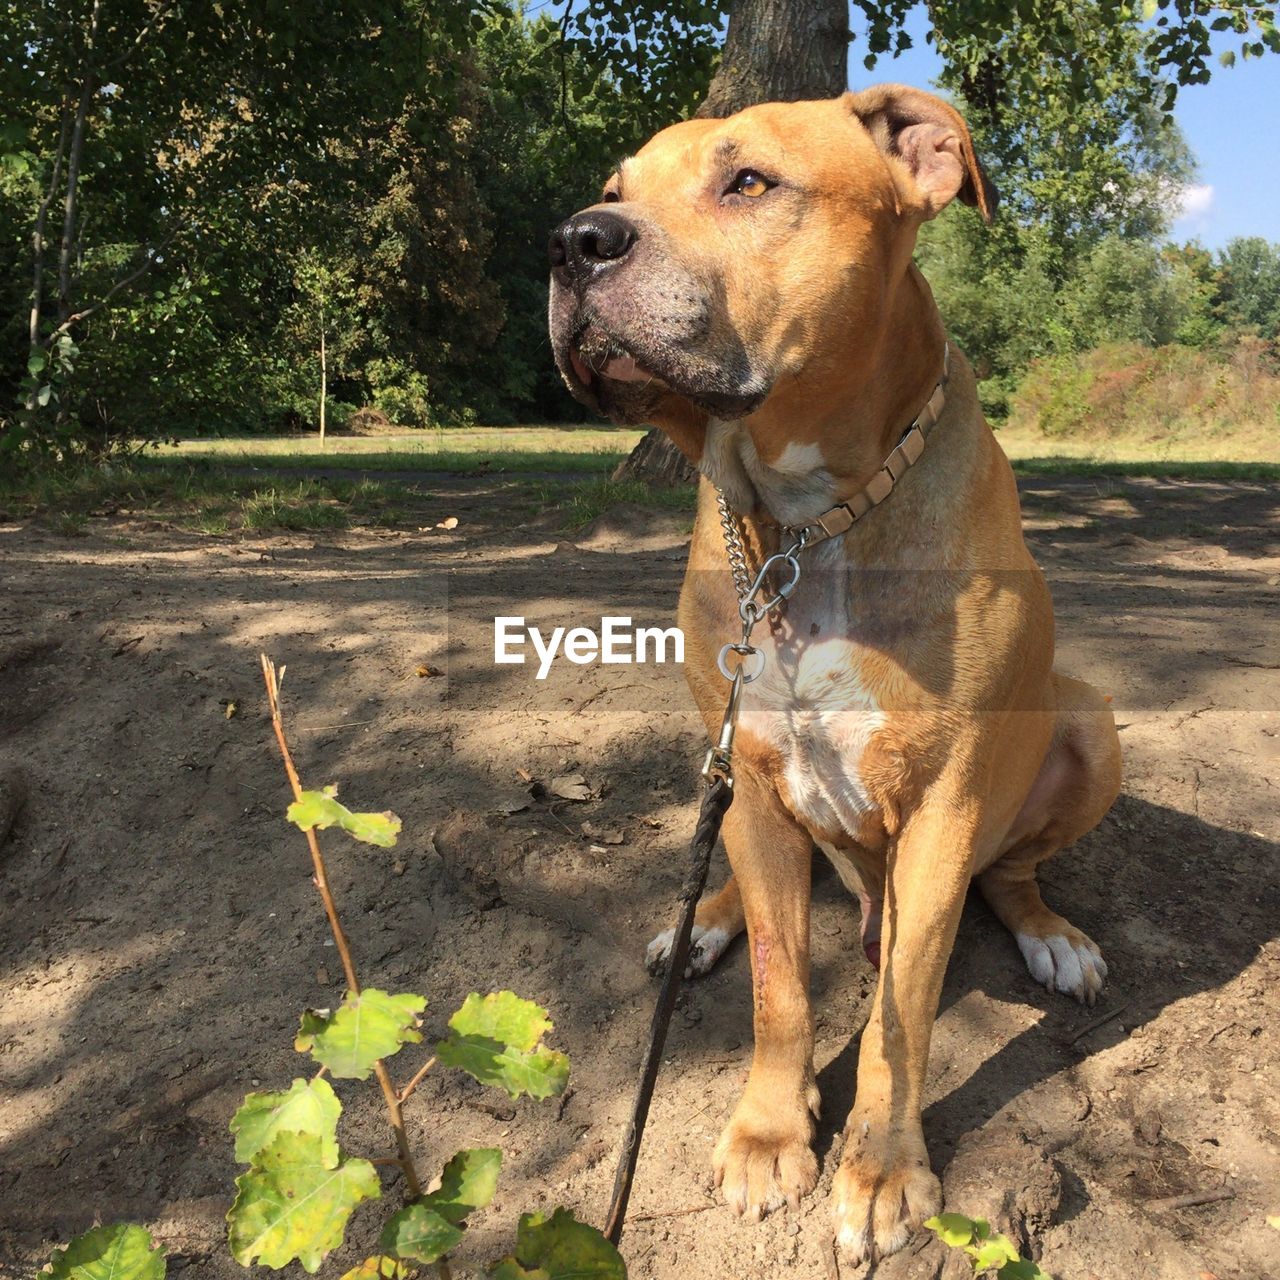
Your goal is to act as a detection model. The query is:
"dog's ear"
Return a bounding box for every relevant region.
[845,84,997,223]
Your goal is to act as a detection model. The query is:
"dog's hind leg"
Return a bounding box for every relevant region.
[646,874,745,977]
[979,673,1122,1006]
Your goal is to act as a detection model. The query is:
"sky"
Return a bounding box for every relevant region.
[853,8,1280,250]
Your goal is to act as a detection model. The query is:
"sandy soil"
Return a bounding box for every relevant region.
[1,474,1277,1280]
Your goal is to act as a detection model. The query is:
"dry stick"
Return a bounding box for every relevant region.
[1146,1188,1235,1212]
[1068,1002,1130,1045]
[260,653,422,1199]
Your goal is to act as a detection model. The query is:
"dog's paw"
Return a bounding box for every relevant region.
[713,1095,820,1221]
[645,923,731,978]
[1016,930,1107,1005]
[831,1151,941,1264]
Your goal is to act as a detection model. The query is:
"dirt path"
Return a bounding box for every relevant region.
[1,476,1277,1279]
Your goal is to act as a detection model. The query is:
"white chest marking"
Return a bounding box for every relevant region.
[699,422,837,528]
[736,542,885,835]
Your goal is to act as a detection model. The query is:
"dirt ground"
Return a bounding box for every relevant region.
[1,473,1277,1280]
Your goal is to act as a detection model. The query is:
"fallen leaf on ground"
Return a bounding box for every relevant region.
[550,774,594,802]
[436,517,459,530]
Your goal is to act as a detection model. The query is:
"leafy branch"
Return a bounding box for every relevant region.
[38,655,623,1280]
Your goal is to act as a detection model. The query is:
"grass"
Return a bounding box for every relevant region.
[1006,454,1280,482]
[535,476,697,530]
[0,459,409,534]
[4,419,1276,536]
[157,425,645,475]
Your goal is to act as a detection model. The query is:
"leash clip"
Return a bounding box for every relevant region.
[701,667,745,786]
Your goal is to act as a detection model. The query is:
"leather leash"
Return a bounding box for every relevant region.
[603,772,732,1246]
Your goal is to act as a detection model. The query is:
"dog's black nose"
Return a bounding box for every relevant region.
[548,210,637,287]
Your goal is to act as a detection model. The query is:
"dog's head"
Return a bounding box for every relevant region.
[548,87,994,447]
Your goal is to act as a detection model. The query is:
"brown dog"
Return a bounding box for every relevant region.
[547,87,1121,1263]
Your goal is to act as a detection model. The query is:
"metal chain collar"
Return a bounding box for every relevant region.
[702,490,808,785]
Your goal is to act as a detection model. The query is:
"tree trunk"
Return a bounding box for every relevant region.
[697,0,849,117]
[613,0,849,485]
[30,101,71,357]
[58,0,102,326]
[318,305,327,447]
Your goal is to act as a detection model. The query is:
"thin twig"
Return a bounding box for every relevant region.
[1069,1002,1129,1044]
[626,1202,717,1224]
[260,653,422,1198]
[399,1056,437,1104]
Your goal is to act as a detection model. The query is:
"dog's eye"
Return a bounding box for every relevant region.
[602,189,621,203]
[730,170,773,198]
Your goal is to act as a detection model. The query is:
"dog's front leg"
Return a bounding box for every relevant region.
[832,803,972,1263]
[712,767,820,1220]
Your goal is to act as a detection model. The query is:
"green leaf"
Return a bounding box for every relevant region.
[999,1261,1053,1280]
[227,1131,381,1272]
[380,1205,463,1265]
[28,352,46,377]
[419,1147,502,1224]
[339,1259,414,1280]
[295,989,426,1078]
[230,1076,341,1165]
[37,383,52,407]
[970,1233,1021,1269]
[925,1213,977,1248]
[488,1209,625,1280]
[436,993,569,1100]
[287,785,401,847]
[46,1224,166,1280]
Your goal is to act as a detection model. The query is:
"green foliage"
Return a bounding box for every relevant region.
[925,1213,1051,1278]
[1007,338,1280,444]
[417,1147,504,1225]
[490,1208,628,1280]
[295,989,427,1079]
[437,992,571,1100]
[227,1131,381,1272]
[6,0,1279,465]
[44,1225,166,1280]
[380,1204,464,1265]
[287,786,402,848]
[230,1077,342,1165]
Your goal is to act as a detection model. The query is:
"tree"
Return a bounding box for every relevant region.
[1,0,482,460]
[1216,237,1280,337]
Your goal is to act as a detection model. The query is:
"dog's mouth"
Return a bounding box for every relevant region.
[567,323,669,393]
[557,314,767,422]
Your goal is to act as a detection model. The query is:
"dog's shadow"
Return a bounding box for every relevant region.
[809,790,1279,1170]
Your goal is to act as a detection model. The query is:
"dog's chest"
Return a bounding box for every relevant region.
[736,548,886,837]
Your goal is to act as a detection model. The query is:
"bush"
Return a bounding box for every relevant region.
[1007,336,1280,443]
[367,358,433,428]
